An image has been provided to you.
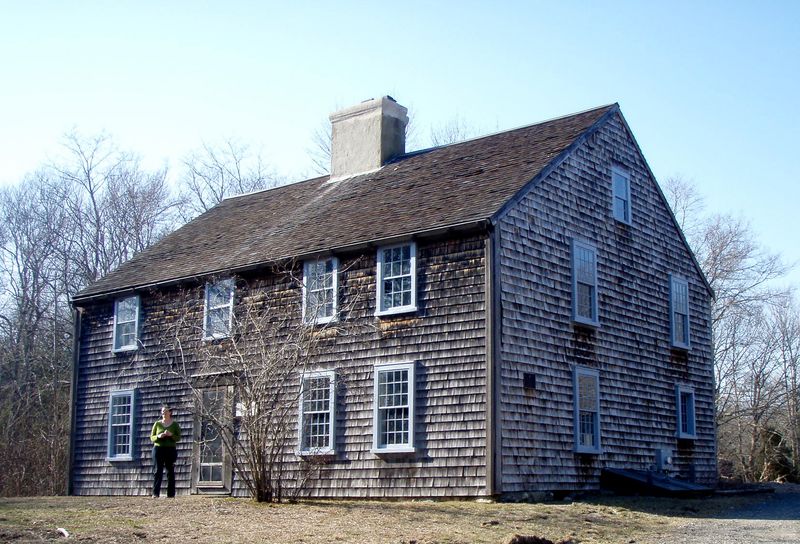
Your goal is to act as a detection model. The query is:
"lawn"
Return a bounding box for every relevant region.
[0,493,757,543]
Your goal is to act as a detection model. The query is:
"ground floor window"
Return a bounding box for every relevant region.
[676,385,697,439]
[573,367,601,454]
[107,389,136,461]
[372,362,416,453]
[299,371,335,455]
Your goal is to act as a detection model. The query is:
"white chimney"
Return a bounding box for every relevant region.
[329,96,408,180]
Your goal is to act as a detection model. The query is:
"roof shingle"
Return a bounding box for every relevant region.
[74,104,616,300]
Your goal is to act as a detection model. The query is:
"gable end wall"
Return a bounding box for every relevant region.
[495,112,716,494]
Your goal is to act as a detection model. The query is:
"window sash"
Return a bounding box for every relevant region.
[112,296,139,351]
[573,368,600,453]
[204,279,234,339]
[676,386,697,439]
[303,258,338,323]
[670,276,691,348]
[376,243,417,315]
[108,390,134,460]
[299,372,335,454]
[373,363,415,452]
[572,241,599,326]
[612,167,631,223]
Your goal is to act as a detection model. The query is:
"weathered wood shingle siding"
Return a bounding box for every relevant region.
[494,112,716,494]
[72,234,488,498]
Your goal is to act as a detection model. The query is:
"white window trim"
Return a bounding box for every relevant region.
[203,278,234,341]
[297,370,336,456]
[302,257,339,325]
[107,389,136,462]
[611,165,632,225]
[111,295,140,353]
[371,361,416,454]
[571,239,600,327]
[573,366,601,454]
[669,275,691,350]
[375,242,418,317]
[676,385,697,440]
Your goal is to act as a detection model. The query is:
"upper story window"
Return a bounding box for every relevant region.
[571,240,599,327]
[670,275,691,349]
[107,389,135,461]
[112,295,140,352]
[204,278,234,340]
[303,258,338,324]
[372,362,415,454]
[298,371,336,455]
[573,367,601,454]
[611,165,631,224]
[676,385,697,439]
[375,242,417,316]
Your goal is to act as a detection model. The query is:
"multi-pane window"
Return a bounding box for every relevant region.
[676,385,697,439]
[611,166,631,224]
[299,371,335,455]
[198,389,225,484]
[373,362,415,452]
[112,295,139,352]
[204,279,234,340]
[376,243,417,316]
[572,240,599,326]
[303,258,338,324]
[107,389,135,461]
[670,275,691,349]
[573,367,601,454]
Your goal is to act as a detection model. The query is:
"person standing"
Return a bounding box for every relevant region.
[150,405,181,498]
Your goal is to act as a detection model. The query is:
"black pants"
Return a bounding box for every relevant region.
[152,446,177,497]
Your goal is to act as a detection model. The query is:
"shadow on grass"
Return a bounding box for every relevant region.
[583,491,800,522]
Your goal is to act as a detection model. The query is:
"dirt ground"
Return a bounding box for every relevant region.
[0,486,797,544]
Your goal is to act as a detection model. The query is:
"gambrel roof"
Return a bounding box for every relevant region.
[74,103,707,301]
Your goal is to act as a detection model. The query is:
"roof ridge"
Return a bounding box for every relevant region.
[221,174,329,203]
[400,103,618,159]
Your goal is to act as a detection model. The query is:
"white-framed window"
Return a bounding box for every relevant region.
[670,275,691,349]
[107,389,135,461]
[571,240,599,327]
[303,258,338,324]
[611,165,631,224]
[298,371,335,455]
[573,367,601,454]
[204,278,234,340]
[375,242,417,316]
[676,385,697,439]
[372,362,415,453]
[112,295,140,352]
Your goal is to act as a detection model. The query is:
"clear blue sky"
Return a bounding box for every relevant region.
[2,1,798,285]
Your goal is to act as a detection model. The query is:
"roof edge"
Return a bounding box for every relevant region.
[403,103,619,160]
[490,104,619,223]
[613,110,714,298]
[71,218,492,305]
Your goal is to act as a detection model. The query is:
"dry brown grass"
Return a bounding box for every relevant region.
[0,493,758,543]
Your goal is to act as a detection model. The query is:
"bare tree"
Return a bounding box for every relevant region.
[51,131,176,289]
[156,261,370,502]
[0,131,178,496]
[178,140,282,221]
[665,175,797,482]
[429,115,481,147]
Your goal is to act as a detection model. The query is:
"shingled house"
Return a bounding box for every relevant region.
[69,97,716,498]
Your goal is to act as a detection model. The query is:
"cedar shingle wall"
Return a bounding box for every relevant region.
[72,234,488,498]
[496,113,716,494]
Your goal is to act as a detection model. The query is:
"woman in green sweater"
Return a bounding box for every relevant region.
[150,405,181,498]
